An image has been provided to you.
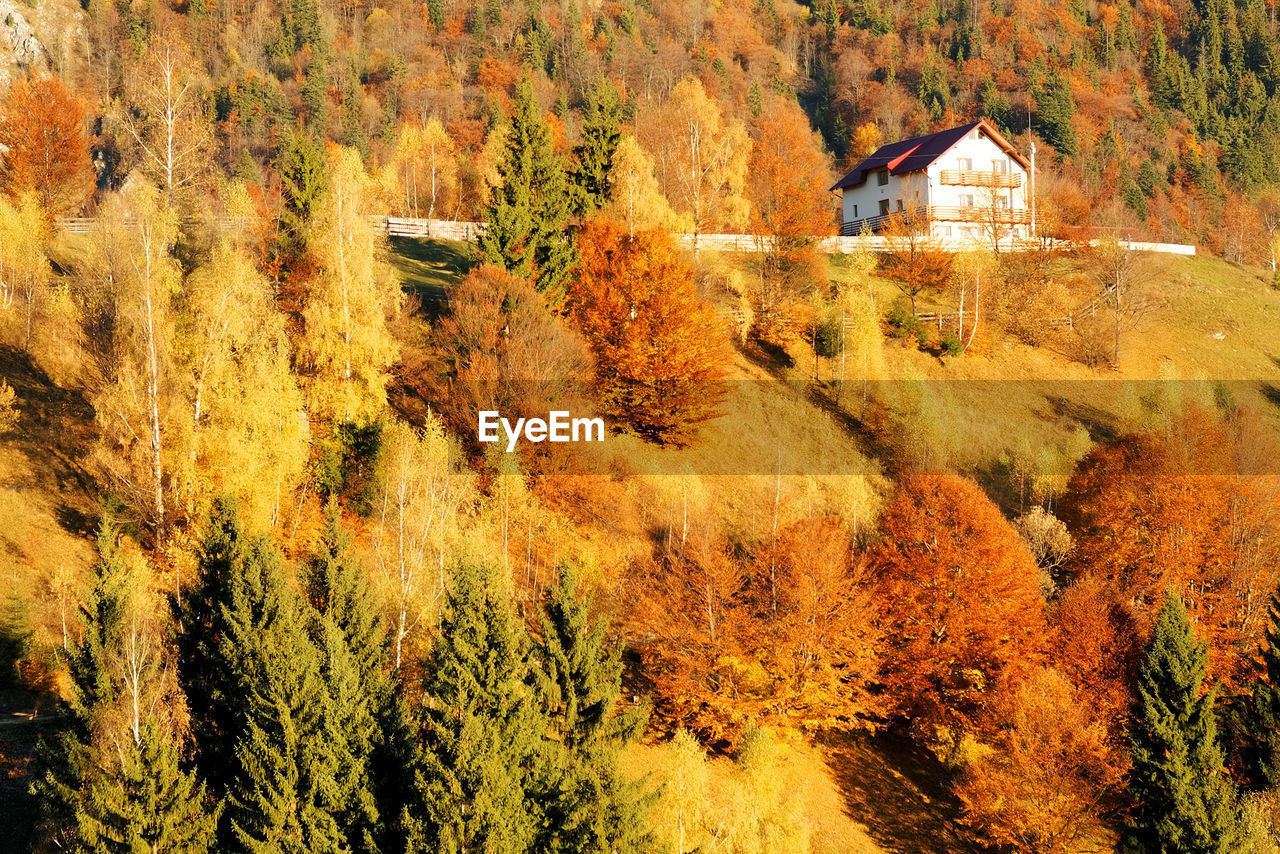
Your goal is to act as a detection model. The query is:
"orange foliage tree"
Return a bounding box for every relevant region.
[1057,400,1280,690]
[419,264,592,445]
[880,211,953,316]
[626,517,882,746]
[747,95,835,338]
[954,667,1126,853]
[567,217,728,446]
[870,474,1047,738]
[0,73,95,218]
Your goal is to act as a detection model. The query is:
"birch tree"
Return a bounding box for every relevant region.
[119,37,212,210]
[0,193,50,352]
[177,240,309,530]
[372,416,472,671]
[642,76,751,246]
[303,145,401,426]
[386,118,457,220]
[91,183,183,540]
[605,135,679,236]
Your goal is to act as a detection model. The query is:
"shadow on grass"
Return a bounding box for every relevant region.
[820,729,985,854]
[386,236,477,319]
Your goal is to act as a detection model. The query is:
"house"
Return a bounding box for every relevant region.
[830,119,1032,243]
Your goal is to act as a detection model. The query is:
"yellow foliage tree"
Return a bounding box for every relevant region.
[0,193,50,352]
[177,241,309,530]
[642,76,751,244]
[605,134,681,235]
[303,145,401,426]
[385,117,458,220]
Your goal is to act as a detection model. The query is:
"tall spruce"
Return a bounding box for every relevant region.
[78,719,220,854]
[305,500,392,854]
[571,79,623,216]
[478,77,577,294]
[536,564,652,854]
[412,560,548,854]
[31,521,131,851]
[36,520,218,854]
[1123,592,1241,854]
[176,497,346,853]
[1242,580,1280,787]
[1034,67,1079,157]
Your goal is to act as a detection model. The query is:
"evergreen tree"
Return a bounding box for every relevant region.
[536,564,652,854]
[305,501,394,854]
[412,560,548,854]
[1241,580,1280,787]
[222,535,346,854]
[1123,592,1241,854]
[478,77,577,294]
[278,131,328,254]
[918,50,950,122]
[31,521,130,850]
[571,79,622,216]
[78,719,220,854]
[1034,68,1079,157]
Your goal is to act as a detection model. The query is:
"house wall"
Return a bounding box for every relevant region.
[839,126,1030,242]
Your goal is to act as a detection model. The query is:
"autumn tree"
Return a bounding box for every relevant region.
[642,76,751,246]
[604,135,677,236]
[0,193,51,352]
[871,475,1047,740]
[880,211,953,316]
[176,239,309,529]
[567,217,728,445]
[119,36,212,210]
[386,118,457,220]
[1087,237,1163,369]
[955,667,1125,853]
[1124,592,1242,854]
[303,144,401,426]
[0,73,94,218]
[422,264,591,443]
[479,77,576,293]
[747,95,835,338]
[90,182,183,539]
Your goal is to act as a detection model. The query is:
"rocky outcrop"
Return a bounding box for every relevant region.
[0,0,50,88]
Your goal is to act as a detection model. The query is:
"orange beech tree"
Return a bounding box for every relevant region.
[0,74,95,218]
[880,211,953,316]
[567,217,727,446]
[870,474,1047,738]
[1058,401,1280,690]
[747,95,835,338]
[954,667,1126,854]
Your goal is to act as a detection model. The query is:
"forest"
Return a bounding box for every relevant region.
[1,0,1280,852]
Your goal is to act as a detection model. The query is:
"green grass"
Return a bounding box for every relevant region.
[385,236,476,314]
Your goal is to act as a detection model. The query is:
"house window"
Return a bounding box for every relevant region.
[878,199,890,216]
[896,199,904,212]
[877,169,890,186]
[956,157,973,170]
[959,194,975,207]
[938,225,953,236]
[992,159,1008,172]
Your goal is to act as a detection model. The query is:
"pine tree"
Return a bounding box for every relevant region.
[1034,68,1079,157]
[222,537,346,854]
[78,719,220,854]
[278,131,328,254]
[571,78,622,216]
[31,521,130,850]
[478,77,577,294]
[1123,592,1241,854]
[413,560,548,854]
[536,564,652,854]
[305,501,393,854]
[1242,581,1280,787]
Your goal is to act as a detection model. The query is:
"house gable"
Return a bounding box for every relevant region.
[829,119,1028,192]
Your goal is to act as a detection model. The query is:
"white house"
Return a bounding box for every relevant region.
[830,119,1032,243]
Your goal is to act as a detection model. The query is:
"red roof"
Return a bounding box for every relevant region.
[829,119,1029,191]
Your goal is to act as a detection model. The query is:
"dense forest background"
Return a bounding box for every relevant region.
[1,0,1280,853]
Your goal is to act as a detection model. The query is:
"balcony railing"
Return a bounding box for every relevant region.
[839,206,1030,236]
[939,169,1023,188]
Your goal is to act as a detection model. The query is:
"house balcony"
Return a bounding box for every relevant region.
[839,206,1030,236]
[939,169,1023,188]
